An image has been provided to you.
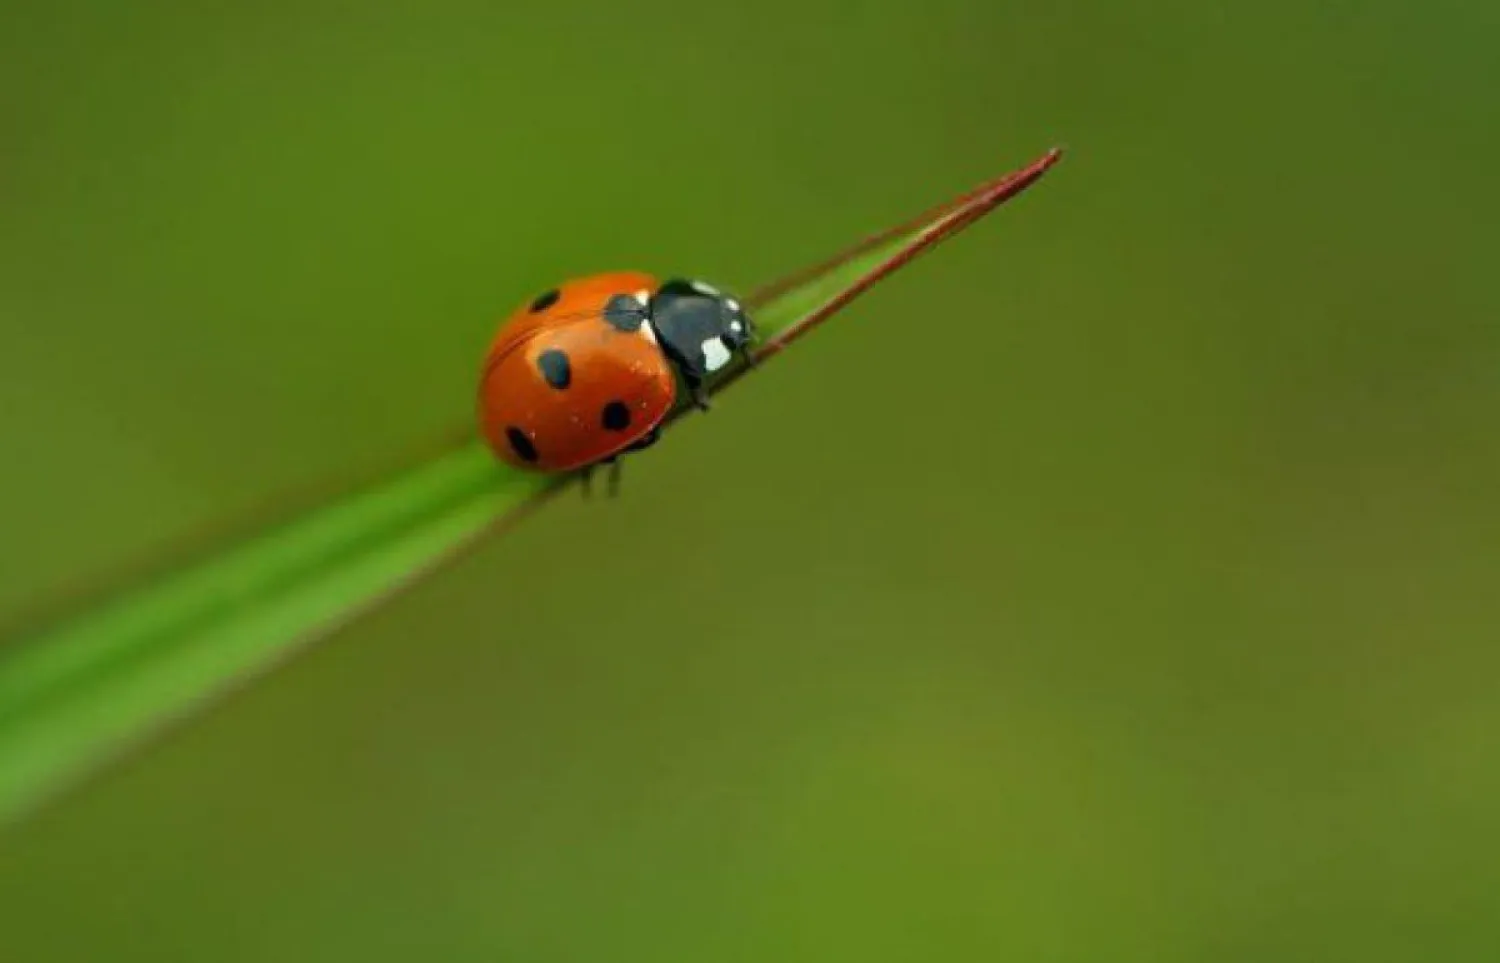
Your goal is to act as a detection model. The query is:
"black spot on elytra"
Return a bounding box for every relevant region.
[601,401,631,431]
[506,427,538,462]
[604,294,645,332]
[529,289,560,313]
[536,349,571,389]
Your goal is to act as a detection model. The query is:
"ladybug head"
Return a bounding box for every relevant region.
[648,278,757,381]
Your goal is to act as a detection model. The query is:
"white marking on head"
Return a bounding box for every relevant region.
[729,319,743,334]
[701,337,732,372]
[634,289,650,306]
[639,321,658,344]
[726,298,740,312]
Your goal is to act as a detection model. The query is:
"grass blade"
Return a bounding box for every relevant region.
[0,147,1063,827]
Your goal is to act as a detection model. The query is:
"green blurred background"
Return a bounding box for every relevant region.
[2,1,1497,960]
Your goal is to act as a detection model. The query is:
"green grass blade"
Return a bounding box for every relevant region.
[0,147,1062,828]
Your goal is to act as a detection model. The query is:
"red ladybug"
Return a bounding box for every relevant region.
[477,271,756,489]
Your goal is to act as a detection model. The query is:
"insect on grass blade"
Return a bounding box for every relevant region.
[0,147,1064,828]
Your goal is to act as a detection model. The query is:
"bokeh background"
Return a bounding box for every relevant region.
[2,1,1497,960]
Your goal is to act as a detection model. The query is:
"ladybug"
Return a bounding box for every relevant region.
[477,271,757,490]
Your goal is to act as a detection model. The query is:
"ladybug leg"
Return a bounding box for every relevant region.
[624,427,661,453]
[686,374,712,412]
[606,457,624,498]
[579,464,595,498]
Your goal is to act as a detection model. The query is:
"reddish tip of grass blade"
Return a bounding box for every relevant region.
[718,146,1063,394]
[741,148,1062,316]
